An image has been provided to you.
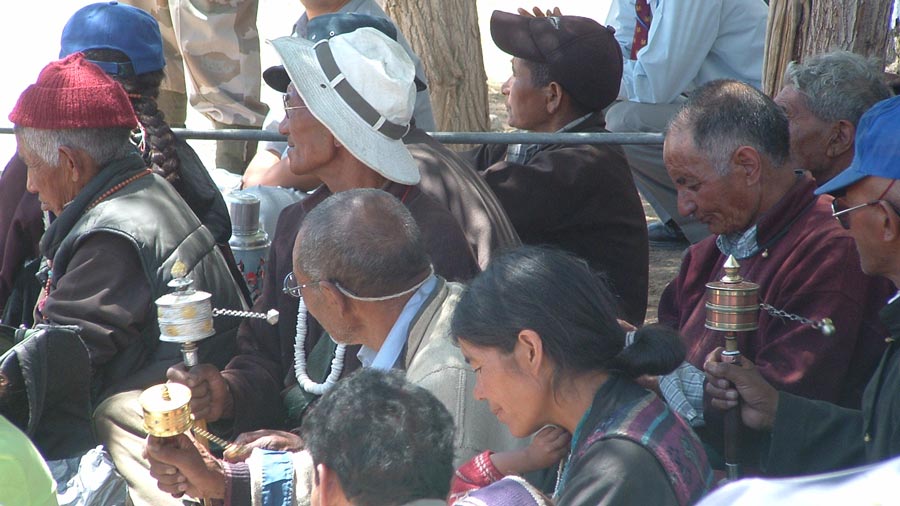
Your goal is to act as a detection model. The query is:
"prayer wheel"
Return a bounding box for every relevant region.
[139,383,193,438]
[155,261,216,368]
[705,255,760,334]
[704,255,757,481]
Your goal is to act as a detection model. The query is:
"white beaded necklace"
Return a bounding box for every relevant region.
[293,297,346,395]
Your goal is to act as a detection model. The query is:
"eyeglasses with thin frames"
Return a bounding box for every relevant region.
[283,94,308,119]
[283,271,320,298]
[832,179,900,230]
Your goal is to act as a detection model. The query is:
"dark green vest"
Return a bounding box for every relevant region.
[52,173,244,400]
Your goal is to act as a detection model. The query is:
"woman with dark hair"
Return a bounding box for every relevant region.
[450,246,712,506]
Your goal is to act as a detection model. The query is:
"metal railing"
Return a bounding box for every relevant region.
[0,127,665,146]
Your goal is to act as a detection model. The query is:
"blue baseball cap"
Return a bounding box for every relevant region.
[60,1,165,76]
[816,95,900,195]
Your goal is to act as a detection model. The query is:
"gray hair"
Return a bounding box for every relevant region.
[16,126,135,168]
[295,188,431,298]
[668,79,791,175]
[785,50,893,126]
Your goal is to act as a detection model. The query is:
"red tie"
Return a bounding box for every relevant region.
[630,0,653,60]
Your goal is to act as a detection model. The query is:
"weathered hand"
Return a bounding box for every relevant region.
[223,429,305,463]
[516,6,563,17]
[704,347,779,430]
[145,434,226,500]
[166,363,233,422]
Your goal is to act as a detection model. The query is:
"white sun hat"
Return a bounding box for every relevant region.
[270,28,420,185]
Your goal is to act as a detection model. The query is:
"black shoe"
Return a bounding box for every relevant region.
[648,220,689,249]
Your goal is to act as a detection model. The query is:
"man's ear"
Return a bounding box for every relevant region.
[57,146,80,181]
[879,200,900,242]
[546,82,564,115]
[318,280,349,315]
[732,145,762,186]
[825,120,855,159]
[316,464,347,506]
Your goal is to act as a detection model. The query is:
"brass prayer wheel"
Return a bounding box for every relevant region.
[139,383,193,438]
[705,256,760,334]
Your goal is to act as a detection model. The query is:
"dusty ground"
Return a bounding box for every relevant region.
[488,83,683,324]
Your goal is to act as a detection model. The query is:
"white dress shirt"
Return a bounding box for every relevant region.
[607,0,768,104]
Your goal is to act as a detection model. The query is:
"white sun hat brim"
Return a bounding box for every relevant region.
[270,30,421,185]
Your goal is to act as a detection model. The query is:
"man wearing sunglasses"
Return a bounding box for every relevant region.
[705,95,900,475]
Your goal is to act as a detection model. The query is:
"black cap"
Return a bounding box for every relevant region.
[490,10,622,110]
[264,13,425,93]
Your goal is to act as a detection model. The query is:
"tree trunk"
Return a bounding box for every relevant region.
[384,0,490,135]
[762,0,894,96]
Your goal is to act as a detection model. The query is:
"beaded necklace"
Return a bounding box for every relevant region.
[293,297,347,395]
[85,169,152,212]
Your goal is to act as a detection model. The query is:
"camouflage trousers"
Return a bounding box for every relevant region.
[122,0,269,128]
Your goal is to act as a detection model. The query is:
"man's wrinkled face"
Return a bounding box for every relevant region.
[837,177,899,277]
[18,135,77,216]
[774,85,834,180]
[278,84,339,176]
[501,58,551,132]
[664,129,758,235]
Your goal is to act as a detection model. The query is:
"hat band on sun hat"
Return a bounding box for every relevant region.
[314,39,410,140]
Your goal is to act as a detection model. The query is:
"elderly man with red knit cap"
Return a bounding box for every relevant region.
[9,53,244,462]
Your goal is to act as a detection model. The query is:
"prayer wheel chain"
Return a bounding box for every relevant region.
[212,308,276,322]
[191,423,240,453]
[759,303,835,336]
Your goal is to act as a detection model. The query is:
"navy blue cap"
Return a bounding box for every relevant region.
[60,1,165,76]
[816,96,900,195]
[264,13,425,93]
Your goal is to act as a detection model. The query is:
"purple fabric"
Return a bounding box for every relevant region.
[453,476,548,506]
[0,154,43,310]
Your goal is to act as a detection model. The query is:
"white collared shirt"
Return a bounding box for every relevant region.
[357,275,438,370]
[606,0,767,104]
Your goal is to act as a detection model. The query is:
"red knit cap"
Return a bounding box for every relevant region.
[9,52,138,129]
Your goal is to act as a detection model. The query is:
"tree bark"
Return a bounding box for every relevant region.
[384,0,490,134]
[762,0,895,96]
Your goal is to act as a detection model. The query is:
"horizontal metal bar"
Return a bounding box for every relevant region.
[0,126,665,145]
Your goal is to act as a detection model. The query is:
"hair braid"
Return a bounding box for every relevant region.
[122,71,181,182]
[80,49,181,182]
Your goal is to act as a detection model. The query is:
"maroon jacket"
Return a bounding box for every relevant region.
[222,183,477,433]
[659,175,895,408]
[465,113,649,325]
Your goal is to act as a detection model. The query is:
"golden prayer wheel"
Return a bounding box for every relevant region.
[139,382,240,450]
[139,383,193,438]
[705,255,760,334]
